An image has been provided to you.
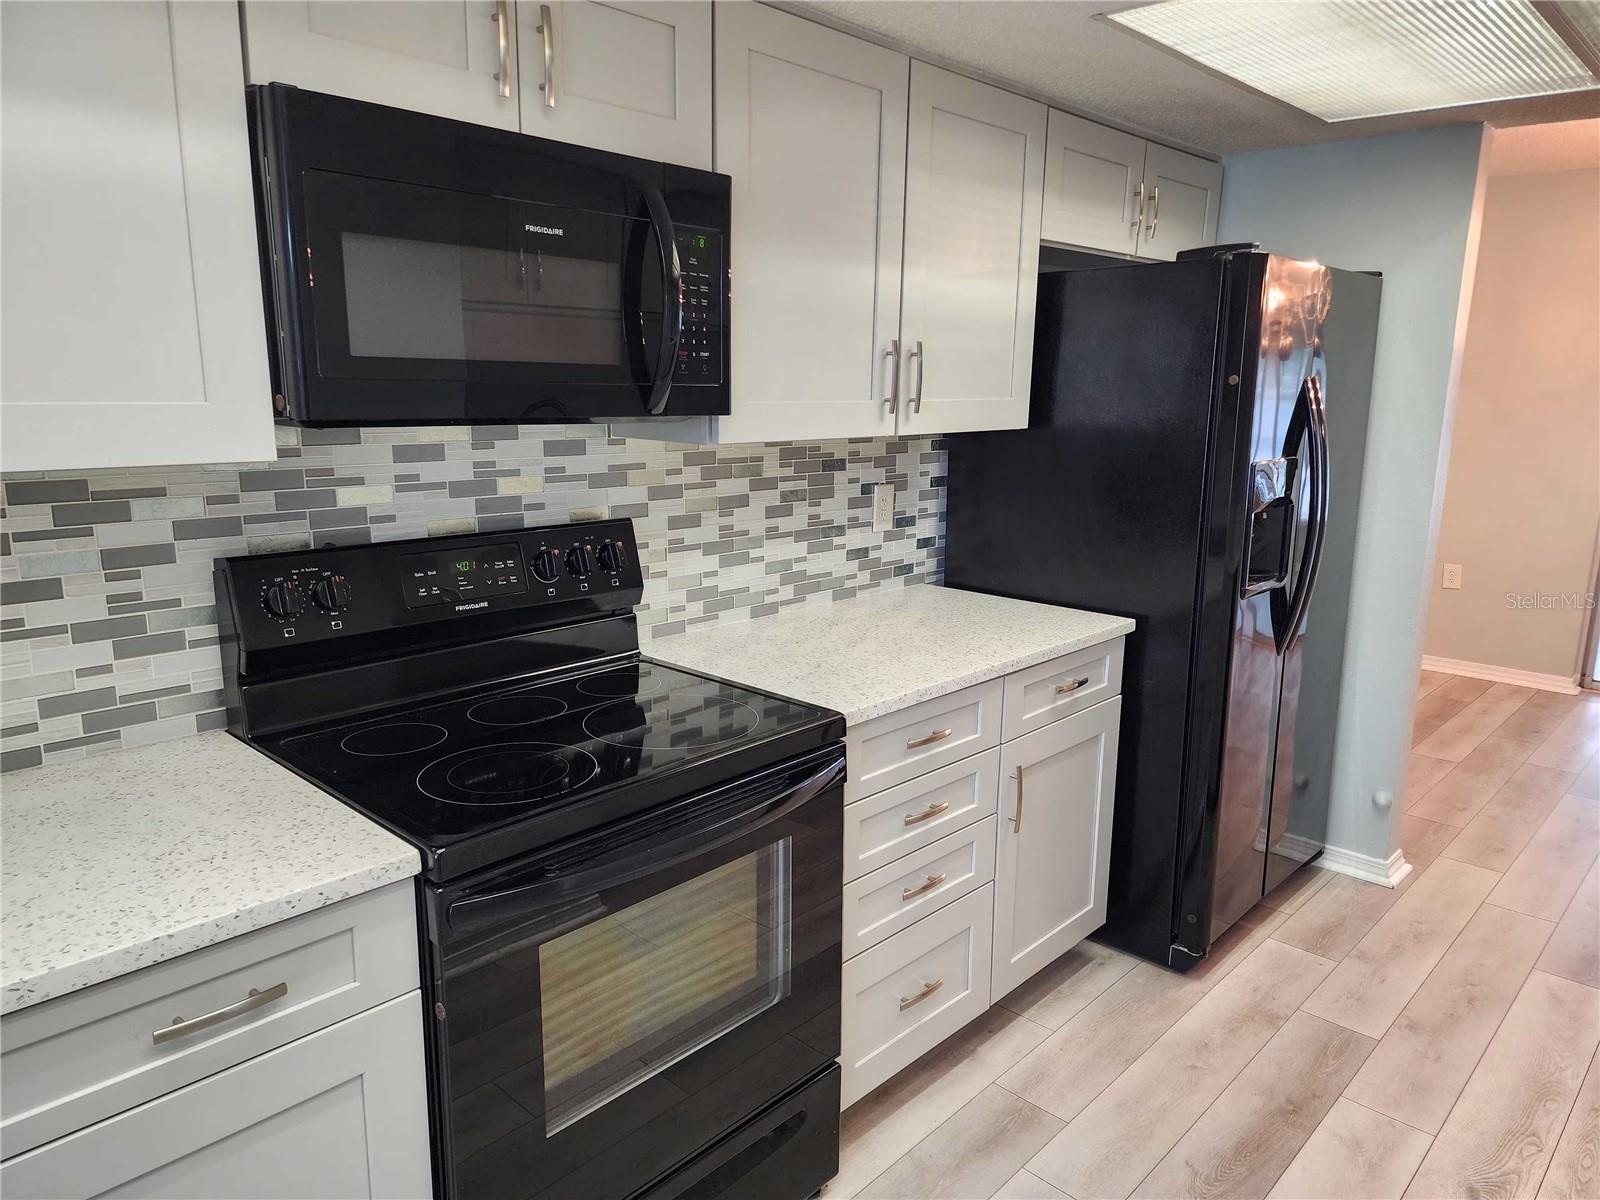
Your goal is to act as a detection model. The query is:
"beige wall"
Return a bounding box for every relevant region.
[1423,167,1600,683]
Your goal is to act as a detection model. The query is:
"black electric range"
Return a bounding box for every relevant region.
[218,519,846,1200]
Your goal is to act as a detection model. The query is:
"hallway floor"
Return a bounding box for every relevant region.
[827,674,1599,1200]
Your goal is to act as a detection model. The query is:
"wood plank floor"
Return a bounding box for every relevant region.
[826,677,1599,1200]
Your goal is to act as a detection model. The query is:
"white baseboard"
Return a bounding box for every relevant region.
[1421,654,1580,695]
[1317,843,1411,890]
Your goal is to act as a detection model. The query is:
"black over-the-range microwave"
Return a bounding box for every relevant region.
[249,84,730,425]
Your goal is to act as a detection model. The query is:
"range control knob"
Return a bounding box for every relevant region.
[264,581,303,620]
[530,548,561,584]
[596,540,627,573]
[565,543,594,579]
[311,573,352,613]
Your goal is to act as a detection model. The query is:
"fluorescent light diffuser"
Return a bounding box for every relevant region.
[1106,0,1600,122]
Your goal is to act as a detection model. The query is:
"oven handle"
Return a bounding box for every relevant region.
[642,188,683,416]
[446,752,845,935]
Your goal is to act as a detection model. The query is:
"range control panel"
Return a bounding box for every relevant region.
[219,519,645,654]
[673,227,723,385]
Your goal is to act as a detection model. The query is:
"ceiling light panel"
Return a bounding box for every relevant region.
[1106,0,1600,122]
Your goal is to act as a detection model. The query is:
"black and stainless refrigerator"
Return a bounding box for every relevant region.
[945,248,1382,970]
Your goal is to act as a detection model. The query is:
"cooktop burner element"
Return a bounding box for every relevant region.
[420,742,599,806]
[339,722,449,757]
[576,669,665,699]
[467,694,568,727]
[583,689,762,752]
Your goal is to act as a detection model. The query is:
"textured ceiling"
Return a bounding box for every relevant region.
[1489,117,1600,173]
[790,1,1600,156]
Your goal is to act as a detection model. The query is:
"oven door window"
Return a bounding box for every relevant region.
[539,842,791,1134]
[301,170,665,387]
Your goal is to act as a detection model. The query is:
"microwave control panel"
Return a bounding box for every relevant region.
[674,228,723,385]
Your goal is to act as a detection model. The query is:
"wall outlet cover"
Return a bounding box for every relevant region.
[872,483,895,533]
[1442,563,1463,589]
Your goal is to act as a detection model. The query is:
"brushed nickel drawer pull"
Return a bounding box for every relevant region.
[903,800,950,827]
[153,982,289,1046]
[901,873,947,901]
[898,978,944,1010]
[1055,676,1092,695]
[906,727,953,750]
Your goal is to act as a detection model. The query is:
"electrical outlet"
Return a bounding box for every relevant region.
[1442,563,1463,590]
[872,483,895,533]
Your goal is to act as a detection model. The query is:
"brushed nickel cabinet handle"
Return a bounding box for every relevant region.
[901,872,947,901]
[910,339,926,412]
[153,982,289,1046]
[536,3,556,108]
[906,727,952,750]
[903,800,949,827]
[1131,180,1146,230]
[492,1,513,100]
[1055,676,1091,695]
[1010,766,1024,833]
[898,978,944,1011]
[1147,185,1160,238]
[883,338,900,412]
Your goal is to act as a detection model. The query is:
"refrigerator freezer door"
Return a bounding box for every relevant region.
[1262,269,1383,897]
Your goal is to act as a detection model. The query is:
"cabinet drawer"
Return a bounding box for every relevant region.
[0,992,431,1200]
[840,884,994,1108]
[0,881,418,1159]
[847,679,1003,802]
[843,747,1000,883]
[842,816,997,959]
[1001,638,1124,741]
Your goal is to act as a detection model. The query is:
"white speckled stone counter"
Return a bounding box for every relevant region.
[1,731,419,1015]
[648,585,1134,724]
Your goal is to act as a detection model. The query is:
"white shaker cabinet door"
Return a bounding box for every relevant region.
[1136,143,1223,261]
[518,2,712,168]
[992,697,1121,1000]
[242,0,519,130]
[0,1,275,472]
[897,63,1045,436]
[0,994,432,1200]
[1040,109,1145,256]
[710,3,908,444]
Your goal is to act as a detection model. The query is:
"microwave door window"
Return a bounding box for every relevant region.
[340,233,625,366]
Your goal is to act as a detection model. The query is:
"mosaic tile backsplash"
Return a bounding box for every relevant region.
[0,426,945,773]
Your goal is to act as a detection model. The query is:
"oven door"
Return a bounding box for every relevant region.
[425,746,844,1200]
[292,168,703,423]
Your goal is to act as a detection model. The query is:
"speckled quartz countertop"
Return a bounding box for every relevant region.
[1,731,419,1015]
[648,585,1134,724]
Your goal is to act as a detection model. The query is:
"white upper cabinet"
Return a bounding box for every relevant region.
[1040,109,1145,256]
[0,1,276,472]
[898,64,1045,436]
[1041,110,1222,262]
[1136,143,1224,261]
[710,2,909,444]
[242,0,520,129]
[517,2,712,168]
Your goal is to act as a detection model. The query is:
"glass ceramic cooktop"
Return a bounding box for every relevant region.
[262,659,833,853]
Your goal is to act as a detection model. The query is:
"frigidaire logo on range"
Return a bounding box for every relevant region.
[524,224,565,236]
[454,601,490,612]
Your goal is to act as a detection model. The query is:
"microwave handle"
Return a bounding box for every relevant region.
[446,752,844,935]
[642,188,684,415]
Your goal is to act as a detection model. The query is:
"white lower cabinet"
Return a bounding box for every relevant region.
[0,994,431,1200]
[838,638,1125,1108]
[841,885,995,1108]
[0,885,432,1199]
[992,697,1122,999]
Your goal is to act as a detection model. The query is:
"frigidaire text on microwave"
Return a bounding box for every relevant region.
[250,84,730,425]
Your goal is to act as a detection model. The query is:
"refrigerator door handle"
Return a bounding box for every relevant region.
[1277,374,1330,653]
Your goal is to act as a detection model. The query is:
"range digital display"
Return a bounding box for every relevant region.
[402,543,527,610]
